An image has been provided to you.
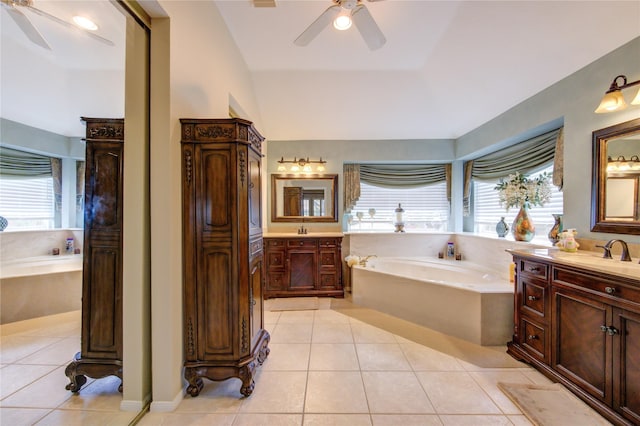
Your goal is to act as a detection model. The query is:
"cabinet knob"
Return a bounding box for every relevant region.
[529,266,540,272]
[605,286,616,294]
[527,335,538,340]
[527,295,538,301]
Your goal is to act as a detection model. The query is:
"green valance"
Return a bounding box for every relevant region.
[0,146,53,177]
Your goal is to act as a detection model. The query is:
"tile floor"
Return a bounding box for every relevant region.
[1,298,609,425]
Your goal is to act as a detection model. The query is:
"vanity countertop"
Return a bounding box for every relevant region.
[507,248,640,282]
[263,232,344,238]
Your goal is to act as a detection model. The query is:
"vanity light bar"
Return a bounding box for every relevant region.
[607,155,640,171]
[277,156,327,173]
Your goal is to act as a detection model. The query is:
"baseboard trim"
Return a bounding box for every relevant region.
[150,388,183,412]
[120,392,151,412]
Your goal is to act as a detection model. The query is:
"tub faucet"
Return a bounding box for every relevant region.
[359,255,377,266]
[600,239,632,262]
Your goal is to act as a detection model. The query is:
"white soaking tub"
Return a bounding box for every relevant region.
[351,257,513,346]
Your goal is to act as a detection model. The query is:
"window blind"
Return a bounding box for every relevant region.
[0,175,55,230]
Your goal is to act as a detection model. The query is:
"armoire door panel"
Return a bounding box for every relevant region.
[88,147,122,228]
[200,248,234,358]
[249,156,261,231]
[199,149,232,230]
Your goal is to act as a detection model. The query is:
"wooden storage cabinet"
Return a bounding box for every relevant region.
[66,118,124,393]
[264,236,343,298]
[181,118,269,397]
[508,252,640,426]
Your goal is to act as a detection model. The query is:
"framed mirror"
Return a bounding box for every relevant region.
[271,174,338,222]
[591,117,640,234]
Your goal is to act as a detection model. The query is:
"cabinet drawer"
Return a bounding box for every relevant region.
[266,251,285,270]
[553,267,640,306]
[319,238,339,248]
[520,317,548,363]
[265,239,285,248]
[288,239,317,248]
[518,259,549,280]
[521,279,547,318]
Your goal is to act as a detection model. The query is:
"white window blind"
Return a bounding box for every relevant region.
[474,164,563,239]
[0,175,55,230]
[349,181,449,231]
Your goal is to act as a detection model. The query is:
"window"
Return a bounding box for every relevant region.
[473,164,563,240]
[349,181,449,231]
[0,175,55,230]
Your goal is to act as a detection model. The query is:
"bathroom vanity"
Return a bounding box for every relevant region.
[263,234,344,299]
[507,248,640,426]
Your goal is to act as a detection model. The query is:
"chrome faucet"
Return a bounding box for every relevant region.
[359,255,377,266]
[598,239,632,262]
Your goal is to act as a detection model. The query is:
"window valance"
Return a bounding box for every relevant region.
[0,147,53,177]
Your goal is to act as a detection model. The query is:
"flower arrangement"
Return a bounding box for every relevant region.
[494,171,552,211]
[345,255,360,267]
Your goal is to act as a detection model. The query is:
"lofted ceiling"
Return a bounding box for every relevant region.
[1,0,639,141]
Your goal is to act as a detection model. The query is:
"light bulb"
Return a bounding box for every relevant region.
[333,14,352,30]
[316,164,325,172]
[290,164,300,172]
[277,164,286,172]
[302,164,312,173]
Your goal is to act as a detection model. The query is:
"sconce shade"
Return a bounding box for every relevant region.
[595,74,640,113]
[632,88,640,106]
[595,90,627,113]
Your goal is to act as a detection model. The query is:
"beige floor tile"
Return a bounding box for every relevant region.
[507,414,535,426]
[16,336,80,366]
[304,413,372,425]
[239,371,307,413]
[264,311,281,324]
[468,370,534,414]
[311,323,354,344]
[438,414,512,425]
[356,344,411,371]
[519,368,554,385]
[313,310,350,324]
[270,323,313,344]
[400,342,465,372]
[304,371,368,413]
[0,336,62,364]
[309,344,359,371]
[58,375,123,411]
[234,413,303,425]
[1,366,73,409]
[416,372,501,415]
[177,378,244,413]
[0,407,50,425]
[362,371,435,414]
[34,408,137,425]
[351,323,397,343]
[0,364,58,399]
[371,414,443,425]
[137,412,236,425]
[262,344,310,371]
[278,311,315,324]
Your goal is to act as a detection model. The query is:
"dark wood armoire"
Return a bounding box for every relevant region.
[65,117,124,392]
[181,118,270,398]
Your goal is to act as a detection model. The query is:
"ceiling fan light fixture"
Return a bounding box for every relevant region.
[73,15,98,31]
[333,13,352,30]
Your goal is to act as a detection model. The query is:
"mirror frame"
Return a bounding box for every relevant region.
[591,117,640,235]
[271,174,339,222]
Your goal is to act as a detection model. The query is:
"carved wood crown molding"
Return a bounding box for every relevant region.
[196,125,235,140]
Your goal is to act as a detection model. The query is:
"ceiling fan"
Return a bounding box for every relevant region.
[294,0,386,51]
[1,0,114,50]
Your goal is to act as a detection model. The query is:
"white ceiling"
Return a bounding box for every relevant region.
[2,0,639,141]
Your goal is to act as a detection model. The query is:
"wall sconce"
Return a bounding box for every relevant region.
[607,155,640,172]
[595,75,640,113]
[277,156,327,173]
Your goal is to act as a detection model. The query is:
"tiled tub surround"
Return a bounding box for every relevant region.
[351,256,514,346]
[0,230,83,324]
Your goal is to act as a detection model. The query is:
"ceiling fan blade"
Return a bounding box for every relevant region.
[294,4,340,47]
[25,5,115,46]
[3,4,50,49]
[352,4,386,50]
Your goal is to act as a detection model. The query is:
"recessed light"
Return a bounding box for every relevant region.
[73,16,98,31]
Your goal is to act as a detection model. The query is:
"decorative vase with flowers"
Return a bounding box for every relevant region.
[495,171,552,242]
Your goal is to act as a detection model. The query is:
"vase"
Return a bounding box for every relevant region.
[0,216,7,232]
[548,213,563,244]
[512,205,535,242]
[495,217,509,237]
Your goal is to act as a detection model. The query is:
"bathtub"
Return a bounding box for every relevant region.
[0,255,83,324]
[351,257,514,346]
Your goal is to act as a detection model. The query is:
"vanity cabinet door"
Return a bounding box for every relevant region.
[287,249,317,292]
[613,308,640,425]
[552,286,612,405]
